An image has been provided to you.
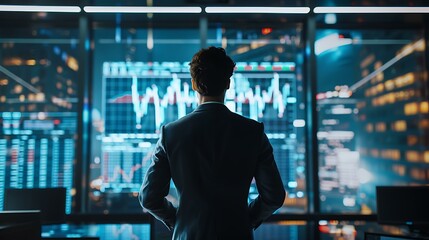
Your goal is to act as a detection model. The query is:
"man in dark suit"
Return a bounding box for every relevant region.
[139,47,285,240]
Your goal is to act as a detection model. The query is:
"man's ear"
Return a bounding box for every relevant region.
[191,79,198,91]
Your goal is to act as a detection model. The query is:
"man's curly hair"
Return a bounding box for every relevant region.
[189,47,236,96]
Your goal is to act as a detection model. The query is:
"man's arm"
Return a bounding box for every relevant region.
[139,126,177,231]
[248,123,286,229]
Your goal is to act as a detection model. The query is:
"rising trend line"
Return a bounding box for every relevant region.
[350,38,424,92]
[0,65,41,94]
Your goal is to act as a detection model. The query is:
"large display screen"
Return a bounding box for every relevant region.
[316,29,428,213]
[89,27,306,213]
[0,29,79,213]
[90,61,302,211]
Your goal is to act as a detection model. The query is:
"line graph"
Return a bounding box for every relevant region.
[130,73,194,130]
[229,72,293,120]
[103,148,152,184]
[104,62,296,133]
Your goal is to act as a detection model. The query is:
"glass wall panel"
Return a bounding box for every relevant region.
[0,28,79,213]
[316,29,428,213]
[89,27,201,213]
[207,24,307,213]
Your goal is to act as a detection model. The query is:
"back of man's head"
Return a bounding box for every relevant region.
[189,46,236,96]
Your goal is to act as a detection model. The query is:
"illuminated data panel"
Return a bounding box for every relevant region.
[316,30,428,213]
[0,112,75,213]
[89,61,306,213]
[0,31,78,213]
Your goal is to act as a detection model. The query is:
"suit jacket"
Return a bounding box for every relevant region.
[139,102,285,240]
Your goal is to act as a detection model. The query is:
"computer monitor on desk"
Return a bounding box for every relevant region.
[376,186,429,235]
[4,188,66,225]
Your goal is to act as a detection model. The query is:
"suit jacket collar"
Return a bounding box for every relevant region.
[194,102,230,113]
